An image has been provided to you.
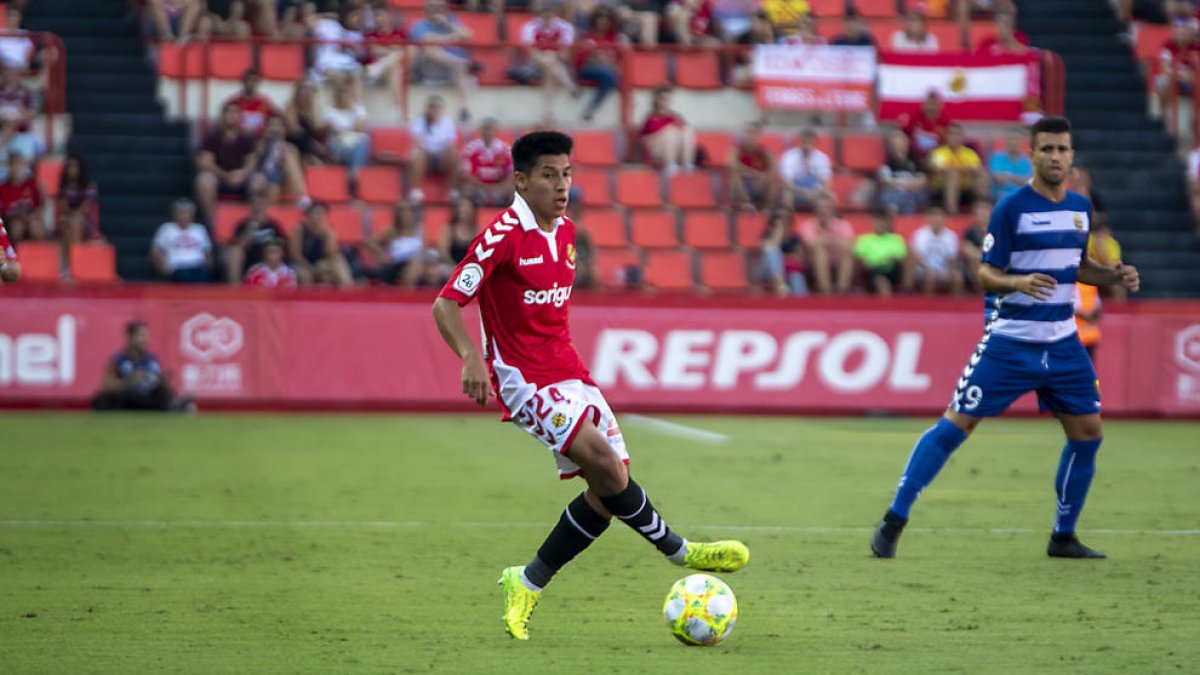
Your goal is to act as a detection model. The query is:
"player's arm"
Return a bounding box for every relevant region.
[432,297,490,407]
[1077,255,1140,293]
[977,263,1057,300]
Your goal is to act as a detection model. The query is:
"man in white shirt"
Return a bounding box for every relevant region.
[779,129,833,211]
[408,95,460,204]
[151,199,213,283]
[906,205,964,295]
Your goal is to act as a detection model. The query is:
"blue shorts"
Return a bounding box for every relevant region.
[951,332,1100,418]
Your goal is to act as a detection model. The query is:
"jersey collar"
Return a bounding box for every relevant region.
[512,193,563,232]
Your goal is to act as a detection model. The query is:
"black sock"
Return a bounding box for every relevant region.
[598,479,685,557]
[523,492,610,589]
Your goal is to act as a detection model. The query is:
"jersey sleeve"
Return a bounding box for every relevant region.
[980,199,1014,270]
[437,217,512,306]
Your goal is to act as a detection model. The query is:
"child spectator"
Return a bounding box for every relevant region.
[408,95,460,204]
[640,86,697,174]
[224,192,286,284]
[151,199,213,283]
[283,78,331,165]
[928,123,984,213]
[366,201,426,287]
[0,153,43,242]
[575,6,626,122]
[324,81,371,188]
[728,121,779,211]
[799,194,855,294]
[779,128,833,211]
[55,156,101,246]
[877,130,929,215]
[906,205,964,295]
[288,201,353,287]
[959,198,991,290]
[196,102,267,221]
[223,69,277,138]
[460,118,514,206]
[988,128,1033,201]
[0,66,42,170]
[521,2,579,124]
[758,206,807,296]
[244,238,298,289]
[855,209,908,297]
[409,0,478,122]
[891,7,940,52]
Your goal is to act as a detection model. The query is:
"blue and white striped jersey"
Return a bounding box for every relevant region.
[980,184,1091,343]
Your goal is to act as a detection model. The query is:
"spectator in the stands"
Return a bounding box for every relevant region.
[728,121,778,211]
[244,238,298,289]
[778,13,825,46]
[253,115,310,206]
[204,0,252,37]
[144,0,207,42]
[0,6,37,71]
[430,197,479,284]
[409,0,478,122]
[877,129,929,215]
[196,102,267,221]
[363,6,408,106]
[224,69,277,138]
[365,201,426,287]
[575,6,626,122]
[988,127,1033,201]
[324,81,371,189]
[905,205,964,295]
[0,66,41,171]
[732,11,776,86]
[408,95,460,204]
[929,123,984,213]
[901,91,951,167]
[959,197,990,291]
[709,0,756,39]
[665,0,724,46]
[779,128,833,212]
[55,156,101,246]
[1087,220,1127,301]
[832,11,877,48]
[618,0,664,45]
[855,209,908,297]
[799,194,855,295]
[289,201,353,287]
[310,6,369,95]
[1154,18,1200,114]
[460,118,514,206]
[283,78,331,166]
[0,152,43,242]
[223,191,286,284]
[761,0,808,38]
[890,6,940,52]
[92,321,193,413]
[759,206,807,296]
[1187,141,1200,235]
[975,8,1030,55]
[640,86,697,174]
[151,198,213,283]
[521,2,579,124]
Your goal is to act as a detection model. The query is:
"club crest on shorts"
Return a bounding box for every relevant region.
[551,412,568,428]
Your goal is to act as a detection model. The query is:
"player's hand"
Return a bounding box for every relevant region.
[461,352,491,407]
[1015,272,1057,300]
[1116,263,1140,293]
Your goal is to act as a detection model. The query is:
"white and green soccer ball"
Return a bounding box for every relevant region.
[662,573,738,646]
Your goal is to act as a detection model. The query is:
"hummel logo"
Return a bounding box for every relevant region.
[519,256,544,266]
[1031,219,1052,226]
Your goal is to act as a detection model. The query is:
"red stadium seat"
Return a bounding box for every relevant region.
[581,209,628,247]
[15,241,61,282]
[208,42,254,80]
[594,246,642,289]
[328,203,368,243]
[504,13,535,43]
[893,214,925,239]
[843,213,873,235]
[68,243,118,283]
[573,168,613,207]
[627,51,670,89]
[157,42,203,78]
[682,210,732,249]
[643,250,695,291]
[370,127,413,162]
[830,173,869,211]
[214,203,251,243]
[616,167,663,208]
[735,211,767,249]
[419,174,453,204]
[36,158,62,197]
[306,165,351,202]
[674,51,722,89]
[630,209,678,248]
[260,43,306,81]
[472,47,512,86]
[668,171,718,208]
[268,205,304,234]
[696,131,735,167]
[459,12,500,45]
[855,0,901,18]
[840,133,886,172]
[420,205,453,245]
[572,128,620,166]
[808,0,846,17]
[1135,22,1172,61]
[698,250,748,291]
[357,165,403,204]
[389,0,425,8]
[967,20,994,51]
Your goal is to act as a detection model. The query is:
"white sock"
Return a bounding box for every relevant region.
[519,568,544,592]
[667,538,689,566]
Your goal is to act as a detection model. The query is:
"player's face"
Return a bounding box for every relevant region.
[130,327,149,351]
[1031,132,1073,186]
[517,154,572,224]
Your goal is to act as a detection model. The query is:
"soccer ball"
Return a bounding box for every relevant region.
[662,573,738,646]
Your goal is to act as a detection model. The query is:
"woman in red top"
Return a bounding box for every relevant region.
[640,86,696,172]
[0,153,43,243]
[575,7,626,122]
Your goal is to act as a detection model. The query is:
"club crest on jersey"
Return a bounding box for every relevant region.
[566,243,576,270]
[1074,214,1084,230]
[454,262,484,296]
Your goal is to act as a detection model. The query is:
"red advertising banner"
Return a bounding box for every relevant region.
[0,289,1196,417]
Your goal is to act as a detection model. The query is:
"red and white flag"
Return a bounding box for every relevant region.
[878,52,1042,122]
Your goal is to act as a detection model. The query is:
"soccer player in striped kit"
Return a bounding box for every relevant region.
[870,116,1140,560]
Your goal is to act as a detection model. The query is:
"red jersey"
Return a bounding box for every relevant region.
[574,29,620,71]
[460,136,513,185]
[738,144,771,172]
[0,220,16,263]
[902,110,951,160]
[244,262,298,289]
[667,0,715,38]
[641,111,684,136]
[975,30,1030,55]
[0,176,41,216]
[438,194,592,419]
[224,93,277,137]
[520,16,575,51]
[364,28,406,64]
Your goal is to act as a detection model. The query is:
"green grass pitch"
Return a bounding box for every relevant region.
[1,412,1197,674]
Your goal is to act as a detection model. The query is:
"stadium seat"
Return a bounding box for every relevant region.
[36,157,62,198]
[357,165,403,204]
[1135,22,1172,61]
[698,250,748,291]
[572,129,620,166]
[157,42,203,79]
[830,173,869,211]
[419,174,452,204]
[503,13,535,43]
[328,203,368,243]
[472,47,512,86]
[389,0,425,8]
[370,127,413,163]
[68,243,118,283]
[808,0,845,17]
[855,0,901,18]
[893,214,925,239]
[615,168,663,208]
[735,212,767,249]
[668,171,718,208]
[459,12,500,45]
[214,203,251,243]
[682,210,732,249]
[208,42,254,80]
[581,209,628,247]
[843,213,873,235]
[594,246,642,289]
[642,250,695,291]
[967,20,994,51]
[15,241,61,282]
[627,51,670,89]
[259,43,306,81]
[306,165,351,202]
[573,168,613,207]
[630,209,679,248]
[268,205,304,233]
[840,133,886,172]
[674,52,722,89]
[696,131,735,167]
[420,205,453,245]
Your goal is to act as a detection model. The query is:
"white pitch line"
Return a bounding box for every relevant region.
[0,520,1196,537]
[621,414,730,444]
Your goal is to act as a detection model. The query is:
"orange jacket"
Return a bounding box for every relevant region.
[1074,283,1101,347]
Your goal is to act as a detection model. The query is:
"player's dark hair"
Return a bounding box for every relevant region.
[1030,116,1071,144]
[512,131,573,174]
[126,320,146,337]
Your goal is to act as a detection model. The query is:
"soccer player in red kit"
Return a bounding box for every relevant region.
[432,131,749,641]
[0,217,20,283]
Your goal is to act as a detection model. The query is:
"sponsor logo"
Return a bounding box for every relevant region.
[591,328,931,393]
[981,233,994,253]
[519,255,544,267]
[180,313,245,394]
[523,283,573,308]
[454,263,484,296]
[0,315,77,387]
[1175,324,1200,372]
[1030,219,1052,226]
